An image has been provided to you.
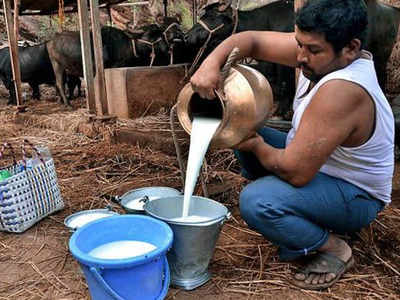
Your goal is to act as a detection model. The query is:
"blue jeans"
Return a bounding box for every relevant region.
[235,127,384,261]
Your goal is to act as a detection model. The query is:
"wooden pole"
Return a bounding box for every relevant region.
[163,0,168,16]
[3,0,22,106]
[89,0,108,115]
[77,0,96,114]
[192,0,197,26]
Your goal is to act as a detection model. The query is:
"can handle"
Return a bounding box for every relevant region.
[140,195,150,203]
[157,256,171,300]
[89,267,125,300]
[216,47,240,101]
[220,47,240,84]
[89,256,170,300]
[110,195,122,204]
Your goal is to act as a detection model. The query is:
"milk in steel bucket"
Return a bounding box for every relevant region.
[144,195,230,290]
[112,186,181,214]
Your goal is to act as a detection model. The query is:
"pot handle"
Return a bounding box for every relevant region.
[219,211,232,226]
[220,47,240,88]
[140,195,150,203]
[110,195,122,204]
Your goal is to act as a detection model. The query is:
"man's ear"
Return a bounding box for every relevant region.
[343,38,361,59]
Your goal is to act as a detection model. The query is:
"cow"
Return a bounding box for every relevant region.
[185,0,400,119]
[47,21,184,106]
[0,45,81,105]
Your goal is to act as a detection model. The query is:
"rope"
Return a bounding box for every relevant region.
[200,160,209,198]
[220,47,240,83]
[131,39,138,57]
[162,22,180,65]
[162,22,180,47]
[170,104,186,188]
[169,44,174,65]
[185,6,240,80]
[136,22,179,67]
[186,20,224,79]
[137,37,162,67]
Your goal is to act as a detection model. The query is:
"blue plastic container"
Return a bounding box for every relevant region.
[69,215,173,300]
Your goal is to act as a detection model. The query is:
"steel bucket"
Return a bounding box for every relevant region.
[144,195,230,290]
[113,187,182,214]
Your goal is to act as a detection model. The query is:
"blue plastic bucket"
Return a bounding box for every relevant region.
[69,215,173,300]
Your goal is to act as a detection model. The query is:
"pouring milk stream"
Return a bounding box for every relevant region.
[180,117,221,219]
[175,47,273,220]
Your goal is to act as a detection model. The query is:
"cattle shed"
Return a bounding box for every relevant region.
[0,0,305,116]
[0,0,191,114]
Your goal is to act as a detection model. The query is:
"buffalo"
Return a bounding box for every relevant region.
[47,20,184,106]
[185,0,400,119]
[185,1,295,119]
[0,44,81,105]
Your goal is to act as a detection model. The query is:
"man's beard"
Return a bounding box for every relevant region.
[299,63,324,82]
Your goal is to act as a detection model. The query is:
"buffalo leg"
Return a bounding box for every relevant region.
[76,78,82,97]
[30,83,41,100]
[49,59,70,106]
[66,76,82,100]
[5,79,16,105]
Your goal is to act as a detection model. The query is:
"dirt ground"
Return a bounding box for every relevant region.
[0,1,400,299]
[0,82,399,300]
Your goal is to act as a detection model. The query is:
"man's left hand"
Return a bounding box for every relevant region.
[232,133,264,152]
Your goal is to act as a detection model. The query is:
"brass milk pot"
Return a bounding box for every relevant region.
[176,48,274,149]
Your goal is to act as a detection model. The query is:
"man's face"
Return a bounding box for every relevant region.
[295,27,346,82]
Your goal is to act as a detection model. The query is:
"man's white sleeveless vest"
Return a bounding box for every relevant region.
[286,51,394,204]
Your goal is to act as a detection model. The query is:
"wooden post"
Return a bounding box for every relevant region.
[163,0,168,16]
[3,0,22,106]
[77,0,96,114]
[192,0,197,26]
[89,0,108,115]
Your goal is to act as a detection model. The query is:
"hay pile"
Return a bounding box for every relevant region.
[0,103,398,299]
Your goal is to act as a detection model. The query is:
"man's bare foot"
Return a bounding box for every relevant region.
[292,234,353,289]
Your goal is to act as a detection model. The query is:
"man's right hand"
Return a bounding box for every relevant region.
[190,57,222,100]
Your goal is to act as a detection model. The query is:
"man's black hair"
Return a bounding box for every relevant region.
[295,0,368,53]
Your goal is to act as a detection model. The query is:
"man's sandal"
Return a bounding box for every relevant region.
[291,252,355,290]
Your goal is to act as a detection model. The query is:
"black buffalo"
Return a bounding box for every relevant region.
[185,0,400,119]
[0,45,81,105]
[47,21,184,106]
[185,1,295,119]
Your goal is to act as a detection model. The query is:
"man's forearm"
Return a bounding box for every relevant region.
[202,32,258,68]
[252,143,307,186]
